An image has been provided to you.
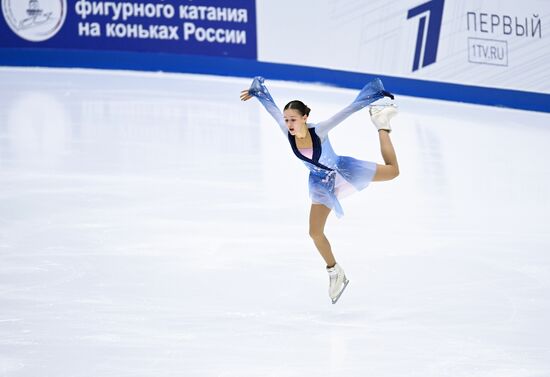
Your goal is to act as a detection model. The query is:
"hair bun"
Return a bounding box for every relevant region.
[283,100,311,117]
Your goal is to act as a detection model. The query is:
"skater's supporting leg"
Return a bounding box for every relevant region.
[373,130,399,182]
[309,204,336,267]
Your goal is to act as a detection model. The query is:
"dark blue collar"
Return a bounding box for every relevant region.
[288,127,333,171]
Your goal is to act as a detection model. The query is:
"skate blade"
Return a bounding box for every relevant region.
[331,279,349,304]
[369,103,397,109]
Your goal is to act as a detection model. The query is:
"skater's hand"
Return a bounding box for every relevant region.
[240,90,252,101]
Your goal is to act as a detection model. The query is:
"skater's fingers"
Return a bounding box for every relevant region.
[240,90,252,101]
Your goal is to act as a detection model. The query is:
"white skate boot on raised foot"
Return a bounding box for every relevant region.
[327,263,349,304]
[369,104,398,132]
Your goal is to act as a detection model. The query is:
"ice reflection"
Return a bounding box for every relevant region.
[0,68,549,377]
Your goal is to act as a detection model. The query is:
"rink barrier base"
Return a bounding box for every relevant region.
[1,48,548,113]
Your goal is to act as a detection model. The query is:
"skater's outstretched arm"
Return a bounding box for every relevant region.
[315,78,394,139]
[240,76,286,134]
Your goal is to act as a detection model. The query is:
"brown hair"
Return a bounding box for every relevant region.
[284,100,310,116]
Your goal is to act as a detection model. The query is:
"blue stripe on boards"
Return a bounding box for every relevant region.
[1,48,548,113]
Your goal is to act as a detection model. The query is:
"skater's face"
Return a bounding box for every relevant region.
[283,109,308,135]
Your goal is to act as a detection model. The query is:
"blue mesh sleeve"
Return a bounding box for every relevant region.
[248,76,286,134]
[315,78,393,139]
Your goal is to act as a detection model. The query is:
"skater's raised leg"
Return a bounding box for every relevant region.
[370,106,399,182]
[373,131,399,181]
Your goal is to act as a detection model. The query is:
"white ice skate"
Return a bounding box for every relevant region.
[327,263,349,304]
[369,104,398,132]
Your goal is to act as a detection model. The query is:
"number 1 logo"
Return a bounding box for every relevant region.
[407,0,445,72]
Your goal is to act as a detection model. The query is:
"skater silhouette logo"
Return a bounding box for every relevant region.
[2,0,67,42]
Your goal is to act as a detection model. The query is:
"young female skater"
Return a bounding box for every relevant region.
[240,77,399,304]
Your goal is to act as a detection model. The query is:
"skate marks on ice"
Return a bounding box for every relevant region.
[1,68,550,376]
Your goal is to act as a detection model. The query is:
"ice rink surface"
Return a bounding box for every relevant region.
[1,67,549,377]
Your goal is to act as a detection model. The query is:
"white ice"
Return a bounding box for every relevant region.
[1,67,549,377]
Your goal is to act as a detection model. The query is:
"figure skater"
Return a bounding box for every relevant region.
[240,77,399,304]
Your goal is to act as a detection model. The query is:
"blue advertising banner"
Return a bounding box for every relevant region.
[0,0,257,58]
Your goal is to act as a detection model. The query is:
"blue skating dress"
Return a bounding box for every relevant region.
[248,77,394,217]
